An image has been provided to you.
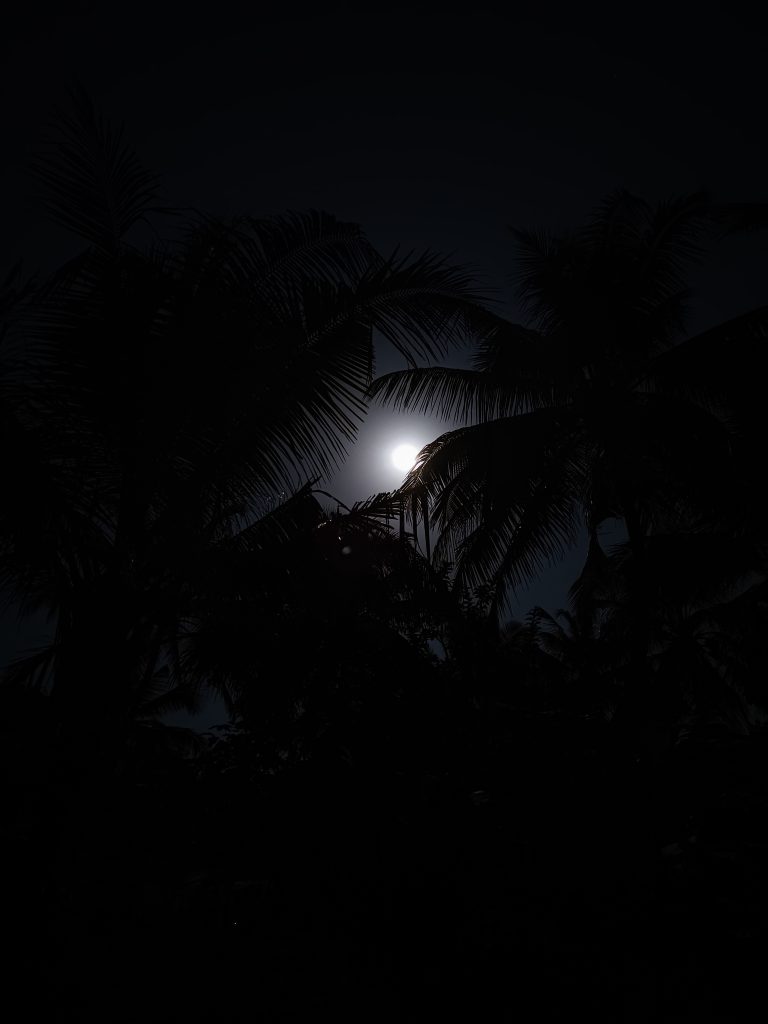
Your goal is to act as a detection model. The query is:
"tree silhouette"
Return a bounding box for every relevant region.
[370,193,767,627]
[3,91,768,1023]
[0,92,491,771]
[570,529,768,739]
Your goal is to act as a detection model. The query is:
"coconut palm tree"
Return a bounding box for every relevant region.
[0,90,491,767]
[370,192,768,623]
[524,603,622,712]
[572,528,768,736]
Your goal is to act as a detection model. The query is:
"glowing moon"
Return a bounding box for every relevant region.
[391,443,419,473]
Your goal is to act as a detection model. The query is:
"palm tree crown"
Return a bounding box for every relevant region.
[370,192,767,616]
[0,91,492,746]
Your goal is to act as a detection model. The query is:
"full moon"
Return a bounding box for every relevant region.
[391,443,419,473]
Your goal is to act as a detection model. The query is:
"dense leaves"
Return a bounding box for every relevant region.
[2,103,768,1020]
[373,192,767,620]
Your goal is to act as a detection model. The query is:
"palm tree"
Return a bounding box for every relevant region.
[370,192,768,626]
[181,492,451,715]
[571,529,768,739]
[524,604,621,712]
[0,90,492,768]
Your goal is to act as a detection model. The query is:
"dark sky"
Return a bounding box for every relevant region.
[1,1,766,655]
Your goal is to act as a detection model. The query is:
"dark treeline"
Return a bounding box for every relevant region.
[3,95,768,1021]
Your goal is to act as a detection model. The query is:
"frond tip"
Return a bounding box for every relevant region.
[30,84,165,252]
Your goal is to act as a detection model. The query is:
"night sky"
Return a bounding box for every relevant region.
[2,1,766,658]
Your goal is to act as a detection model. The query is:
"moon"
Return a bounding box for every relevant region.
[391,443,419,473]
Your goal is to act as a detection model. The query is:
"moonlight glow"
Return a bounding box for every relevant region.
[391,443,419,473]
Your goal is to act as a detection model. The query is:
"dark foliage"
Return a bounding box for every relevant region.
[2,100,767,1020]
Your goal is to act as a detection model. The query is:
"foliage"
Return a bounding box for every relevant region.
[371,191,768,619]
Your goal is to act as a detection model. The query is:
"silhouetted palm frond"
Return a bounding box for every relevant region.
[217,485,324,555]
[369,366,521,421]
[1,643,58,692]
[333,248,491,364]
[373,193,766,618]
[29,85,169,252]
[4,96,503,743]
[645,306,768,422]
[241,209,381,285]
[393,412,587,608]
[704,201,768,236]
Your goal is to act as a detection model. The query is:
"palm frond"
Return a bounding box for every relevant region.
[29,85,167,252]
[243,209,382,285]
[136,674,205,720]
[218,484,324,555]
[0,261,37,352]
[644,306,768,425]
[568,527,615,616]
[467,471,583,618]
[369,366,521,421]
[328,490,407,530]
[338,249,491,363]
[704,201,768,237]
[394,412,587,609]
[1,642,57,691]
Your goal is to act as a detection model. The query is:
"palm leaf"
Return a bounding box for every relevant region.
[29,85,167,252]
[337,249,491,363]
[217,484,324,556]
[241,209,382,285]
[396,412,587,610]
[1,642,58,691]
[368,366,522,421]
[644,306,768,426]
